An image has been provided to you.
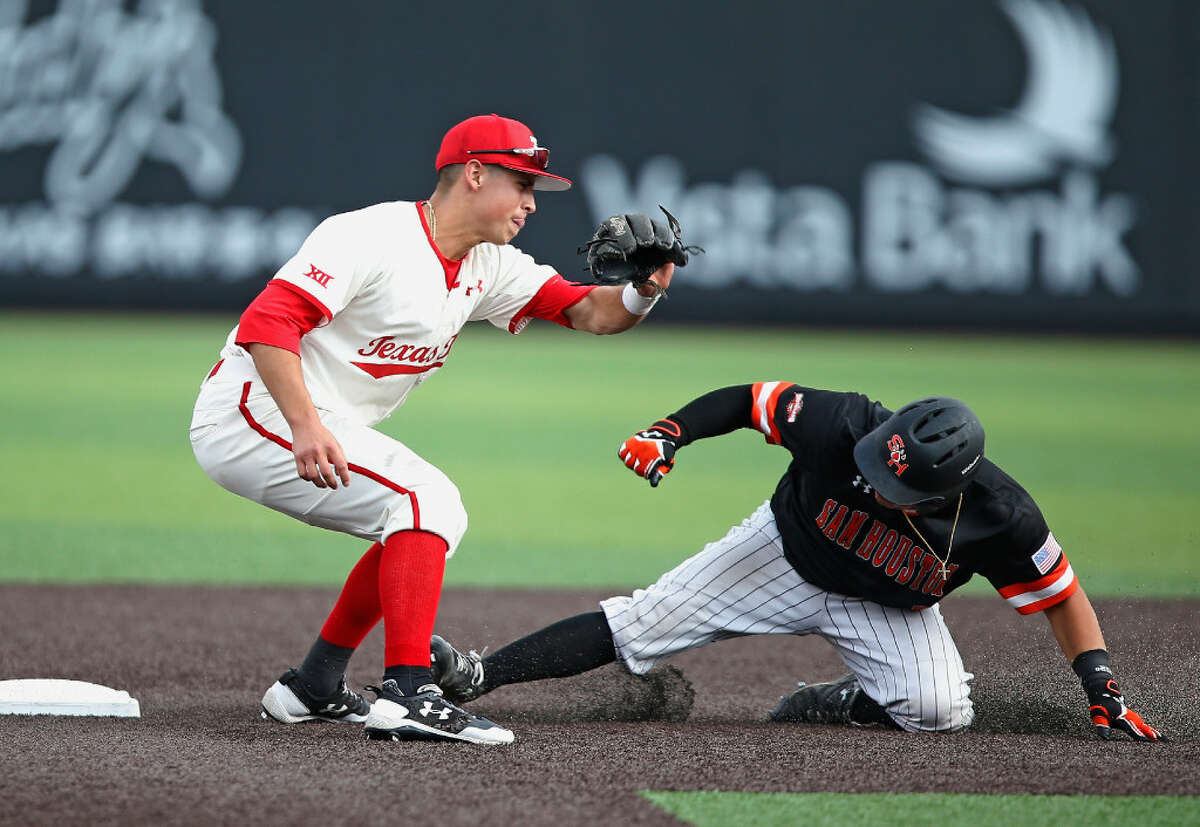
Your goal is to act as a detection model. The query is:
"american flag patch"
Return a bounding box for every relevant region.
[1031,532,1062,574]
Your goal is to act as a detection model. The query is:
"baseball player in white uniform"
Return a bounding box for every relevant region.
[190,114,680,745]
[430,384,1164,741]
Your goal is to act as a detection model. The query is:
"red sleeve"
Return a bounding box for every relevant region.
[508,274,598,332]
[235,280,327,355]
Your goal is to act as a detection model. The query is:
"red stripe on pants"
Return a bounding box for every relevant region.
[236,381,421,526]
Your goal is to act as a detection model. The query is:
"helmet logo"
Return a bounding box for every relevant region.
[886,434,909,477]
[961,453,982,475]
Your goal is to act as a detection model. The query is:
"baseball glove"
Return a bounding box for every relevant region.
[579,205,700,294]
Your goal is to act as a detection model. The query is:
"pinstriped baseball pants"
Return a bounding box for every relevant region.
[600,500,975,732]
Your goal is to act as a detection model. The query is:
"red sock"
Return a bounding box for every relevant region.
[318,542,383,648]
[379,530,448,667]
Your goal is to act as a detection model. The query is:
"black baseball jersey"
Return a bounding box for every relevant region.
[748,382,1078,613]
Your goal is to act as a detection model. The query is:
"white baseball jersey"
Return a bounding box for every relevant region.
[216,200,562,426]
[191,200,586,553]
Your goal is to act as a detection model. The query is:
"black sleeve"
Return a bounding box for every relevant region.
[665,385,755,447]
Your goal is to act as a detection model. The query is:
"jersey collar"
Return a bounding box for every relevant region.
[416,200,465,292]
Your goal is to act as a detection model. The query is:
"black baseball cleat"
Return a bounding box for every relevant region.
[363,680,513,745]
[769,673,898,728]
[429,635,486,704]
[260,668,371,724]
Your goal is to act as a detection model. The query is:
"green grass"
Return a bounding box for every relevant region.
[2,311,1198,594]
[641,791,1200,826]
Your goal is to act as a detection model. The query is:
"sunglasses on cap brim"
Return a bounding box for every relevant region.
[466,146,550,170]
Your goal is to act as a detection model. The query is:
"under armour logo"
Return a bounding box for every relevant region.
[419,701,451,720]
[321,702,348,714]
[851,475,873,495]
[464,279,483,296]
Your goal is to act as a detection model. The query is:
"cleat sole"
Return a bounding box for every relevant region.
[364,722,513,745]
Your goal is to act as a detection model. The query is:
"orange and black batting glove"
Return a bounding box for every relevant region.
[1073,649,1165,742]
[617,419,681,488]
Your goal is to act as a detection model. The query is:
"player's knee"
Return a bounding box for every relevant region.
[937,697,975,732]
[891,688,974,733]
[927,699,973,732]
[386,474,468,554]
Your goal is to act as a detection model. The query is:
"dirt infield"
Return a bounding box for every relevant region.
[1,585,1196,825]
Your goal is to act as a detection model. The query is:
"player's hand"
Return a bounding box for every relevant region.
[618,419,681,487]
[290,421,351,489]
[635,262,674,297]
[1083,677,1165,742]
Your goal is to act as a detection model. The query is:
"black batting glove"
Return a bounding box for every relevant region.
[1073,649,1165,742]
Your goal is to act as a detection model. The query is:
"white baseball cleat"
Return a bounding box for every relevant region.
[363,681,513,745]
[260,668,371,724]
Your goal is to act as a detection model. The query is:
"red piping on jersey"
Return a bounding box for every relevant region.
[236,381,420,527]
[350,360,445,378]
[416,201,465,291]
[207,359,224,379]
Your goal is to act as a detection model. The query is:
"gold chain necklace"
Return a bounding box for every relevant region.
[902,492,964,582]
[425,200,437,240]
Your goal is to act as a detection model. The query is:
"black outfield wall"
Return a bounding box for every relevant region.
[1,0,1196,333]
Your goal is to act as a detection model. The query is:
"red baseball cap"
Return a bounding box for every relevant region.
[435,114,572,191]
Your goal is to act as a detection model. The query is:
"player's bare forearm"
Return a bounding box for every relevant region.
[565,264,674,334]
[247,343,350,488]
[247,343,321,429]
[1043,587,1106,661]
[1050,586,1163,740]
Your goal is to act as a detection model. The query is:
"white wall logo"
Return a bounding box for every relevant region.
[580,0,1137,298]
[913,0,1117,186]
[0,0,241,215]
[0,0,316,281]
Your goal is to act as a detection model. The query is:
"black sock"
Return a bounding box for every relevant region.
[482,611,616,691]
[296,636,355,697]
[382,664,435,696]
[850,685,903,730]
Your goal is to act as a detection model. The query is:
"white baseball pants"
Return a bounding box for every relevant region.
[189,360,468,554]
[601,500,975,732]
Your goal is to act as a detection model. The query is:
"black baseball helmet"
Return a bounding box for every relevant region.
[853,397,985,509]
